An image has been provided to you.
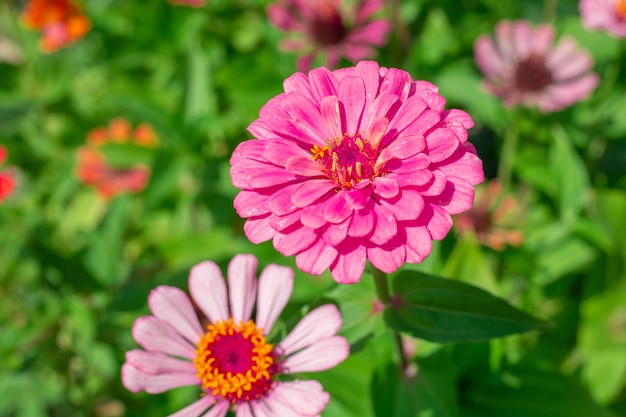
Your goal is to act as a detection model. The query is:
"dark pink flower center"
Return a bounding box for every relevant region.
[514,54,552,92]
[310,2,347,45]
[194,319,277,403]
[311,134,380,189]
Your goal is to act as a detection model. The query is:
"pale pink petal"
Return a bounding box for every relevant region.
[148,286,203,345]
[189,261,230,324]
[200,401,229,417]
[269,381,330,416]
[125,349,197,375]
[255,264,294,333]
[227,254,258,323]
[235,403,254,417]
[121,363,199,394]
[277,305,343,355]
[167,397,215,417]
[132,317,196,359]
[261,396,300,417]
[282,336,350,373]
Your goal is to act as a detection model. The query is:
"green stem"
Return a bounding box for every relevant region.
[372,266,391,305]
[497,112,520,188]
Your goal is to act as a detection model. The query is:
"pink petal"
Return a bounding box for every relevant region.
[438,109,473,143]
[425,127,459,163]
[227,254,258,323]
[320,95,343,138]
[269,210,301,232]
[329,241,366,284]
[263,138,311,167]
[367,236,406,273]
[255,264,294,334]
[295,238,339,275]
[121,363,199,394]
[338,76,366,134]
[148,286,203,345]
[167,397,216,417]
[125,350,197,375]
[189,261,230,324]
[369,204,397,245]
[235,403,254,417]
[132,317,196,359]
[344,185,373,210]
[231,160,298,189]
[244,214,276,244]
[348,207,375,237]
[434,143,484,186]
[234,190,271,217]
[323,192,354,224]
[436,177,476,215]
[512,20,533,61]
[405,224,433,263]
[278,304,343,355]
[308,66,339,100]
[551,52,594,82]
[200,402,229,417]
[269,381,330,416]
[372,176,399,199]
[283,72,314,97]
[283,93,334,144]
[285,156,325,177]
[273,223,317,256]
[255,398,299,417]
[380,188,425,221]
[292,179,336,207]
[423,203,453,240]
[268,183,302,216]
[281,336,350,373]
[229,140,266,165]
[474,35,511,80]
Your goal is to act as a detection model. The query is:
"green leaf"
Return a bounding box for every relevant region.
[385,271,548,343]
[462,366,619,417]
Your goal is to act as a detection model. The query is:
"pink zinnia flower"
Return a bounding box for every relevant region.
[268,0,390,72]
[580,0,626,37]
[122,254,349,417]
[474,20,599,113]
[230,61,484,284]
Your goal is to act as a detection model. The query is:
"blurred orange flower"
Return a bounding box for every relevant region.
[0,146,17,204]
[76,119,158,200]
[21,0,90,53]
[454,180,525,251]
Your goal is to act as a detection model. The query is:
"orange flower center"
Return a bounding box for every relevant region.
[193,319,276,403]
[311,133,381,189]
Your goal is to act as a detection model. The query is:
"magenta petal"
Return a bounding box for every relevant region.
[323,192,353,224]
[269,210,301,232]
[273,223,317,256]
[268,183,301,216]
[231,160,298,189]
[308,67,339,100]
[323,219,350,246]
[132,317,196,359]
[285,155,324,177]
[292,179,336,207]
[227,254,258,323]
[282,336,350,373]
[419,169,448,197]
[243,214,275,244]
[167,396,216,417]
[434,143,484,186]
[329,240,366,283]
[295,238,338,275]
[344,185,373,210]
[438,109,474,143]
[255,264,294,334]
[373,177,399,199]
[283,71,314,97]
[278,304,343,355]
[338,76,366,134]
[348,207,375,237]
[426,127,460,163]
[369,204,397,245]
[367,237,406,273]
[424,203,453,240]
[269,381,330,416]
[148,286,203,345]
[405,224,433,263]
[189,261,229,324]
[263,138,310,167]
[121,363,200,394]
[235,403,254,417]
[436,177,476,215]
[234,190,270,217]
[381,188,425,221]
[230,140,265,165]
[320,95,343,138]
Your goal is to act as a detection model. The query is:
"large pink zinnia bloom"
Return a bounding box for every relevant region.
[230,61,484,284]
[580,0,626,37]
[122,254,349,417]
[268,0,390,72]
[474,20,599,113]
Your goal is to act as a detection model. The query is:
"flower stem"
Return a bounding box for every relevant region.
[372,267,391,305]
[497,112,520,188]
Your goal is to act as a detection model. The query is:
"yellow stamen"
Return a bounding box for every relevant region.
[310,144,328,161]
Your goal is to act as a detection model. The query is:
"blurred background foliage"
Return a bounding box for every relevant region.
[0,0,625,416]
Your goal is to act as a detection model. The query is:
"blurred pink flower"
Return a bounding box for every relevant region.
[474,20,599,112]
[454,180,524,251]
[122,254,348,417]
[230,61,484,284]
[580,0,626,37]
[169,0,205,7]
[268,0,390,71]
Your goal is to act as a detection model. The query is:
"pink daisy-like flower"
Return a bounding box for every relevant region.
[230,61,484,284]
[268,0,390,72]
[580,0,626,37]
[474,20,599,113]
[122,254,349,417]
